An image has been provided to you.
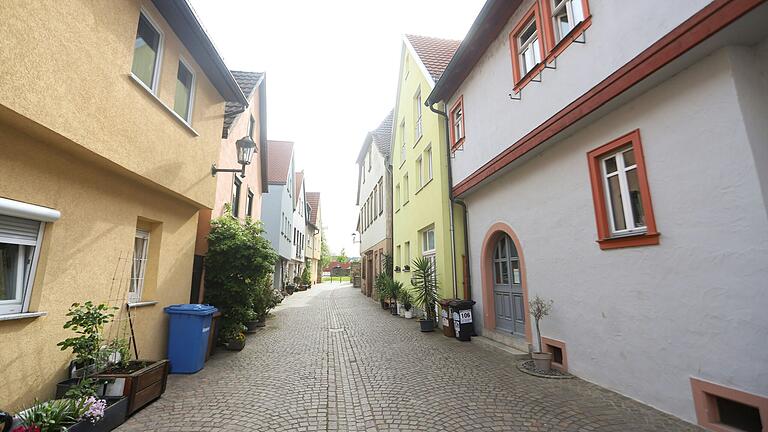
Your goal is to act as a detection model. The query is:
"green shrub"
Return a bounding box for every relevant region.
[57,301,116,370]
[204,210,278,343]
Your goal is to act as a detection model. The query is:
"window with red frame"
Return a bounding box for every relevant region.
[450,97,465,150]
[509,4,545,91]
[540,0,591,58]
[587,130,659,250]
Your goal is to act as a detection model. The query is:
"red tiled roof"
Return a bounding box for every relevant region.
[306,192,320,226]
[405,34,462,82]
[266,140,293,184]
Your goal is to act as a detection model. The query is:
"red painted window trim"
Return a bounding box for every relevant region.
[541,337,568,372]
[509,3,547,94]
[586,129,659,250]
[540,0,592,60]
[449,96,465,151]
[690,377,768,432]
[453,0,764,198]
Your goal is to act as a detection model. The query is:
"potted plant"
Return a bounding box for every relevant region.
[375,273,391,310]
[223,327,246,351]
[387,278,400,316]
[59,378,129,432]
[12,398,91,431]
[57,302,117,379]
[394,266,401,273]
[400,291,414,319]
[300,266,312,290]
[403,265,410,272]
[412,257,439,332]
[529,296,554,371]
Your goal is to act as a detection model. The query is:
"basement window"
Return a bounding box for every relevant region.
[715,396,761,432]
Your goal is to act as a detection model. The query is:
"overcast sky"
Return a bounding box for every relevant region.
[189,0,485,256]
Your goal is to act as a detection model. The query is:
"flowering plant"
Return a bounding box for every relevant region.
[81,396,106,424]
[12,426,41,432]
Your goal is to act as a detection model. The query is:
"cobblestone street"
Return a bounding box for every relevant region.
[118,283,700,431]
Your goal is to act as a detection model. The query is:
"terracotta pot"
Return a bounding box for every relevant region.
[532,352,553,371]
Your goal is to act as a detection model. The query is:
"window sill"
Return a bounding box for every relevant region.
[544,16,592,62]
[415,178,433,195]
[127,300,159,309]
[0,311,47,322]
[513,63,545,94]
[597,232,660,250]
[128,74,200,137]
[451,138,465,153]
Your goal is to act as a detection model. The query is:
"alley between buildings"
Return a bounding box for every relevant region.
[118,283,699,432]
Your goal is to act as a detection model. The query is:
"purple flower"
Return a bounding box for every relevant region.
[82,396,106,423]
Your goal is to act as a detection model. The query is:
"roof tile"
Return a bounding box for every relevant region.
[266,140,293,184]
[405,34,462,82]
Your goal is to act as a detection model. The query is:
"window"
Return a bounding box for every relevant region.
[0,214,47,315]
[367,148,371,172]
[425,146,433,181]
[414,88,423,142]
[400,120,407,164]
[373,186,378,218]
[550,0,585,43]
[246,189,254,217]
[378,179,384,215]
[450,97,465,150]
[403,241,411,267]
[509,5,544,91]
[691,377,768,432]
[395,184,401,209]
[131,12,163,92]
[232,176,242,217]
[403,174,409,204]
[173,59,195,122]
[247,115,256,139]
[396,245,401,268]
[587,130,658,249]
[422,228,435,254]
[416,156,423,188]
[129,229,149,303]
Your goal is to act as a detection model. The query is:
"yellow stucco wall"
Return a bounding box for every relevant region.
[0,0,228,410]
[391,46,467,302]
[0,124,199,410]
[0,0,224,208]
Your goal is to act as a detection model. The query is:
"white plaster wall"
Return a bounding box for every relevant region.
[448,0,711,185]
[262,177,294,261]
[465,48,768,422]
[358,143,389,253]
[292,180,307,261]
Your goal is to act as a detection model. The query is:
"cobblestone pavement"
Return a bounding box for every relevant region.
[119,283,700,431]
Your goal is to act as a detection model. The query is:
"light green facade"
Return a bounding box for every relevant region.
[391,40,467,303]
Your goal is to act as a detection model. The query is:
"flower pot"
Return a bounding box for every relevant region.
[389,303,398,315]
[226,339,245,351]
[397,302,405,317]
[380,300,388,310]
[245,318,265,333]
[66,397,129,432]
[532,352,553,371]
[404,309,413,319]
[93,360,169,416]
[419,319,434,332]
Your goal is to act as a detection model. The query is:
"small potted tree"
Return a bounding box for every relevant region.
[400,290,414,319]
[529,296,554,371]
[412,257,438,332]
[375,273,391,310]
[388,278,400,316]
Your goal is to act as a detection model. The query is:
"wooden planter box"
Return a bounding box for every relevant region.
[94,360,169,415]
[66,397,128,432]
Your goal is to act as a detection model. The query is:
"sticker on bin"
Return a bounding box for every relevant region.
[202,326,210,333]
[459,310,472,324]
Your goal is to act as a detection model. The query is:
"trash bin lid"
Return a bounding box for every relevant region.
[449,299,476,309]
[163,304,218,316]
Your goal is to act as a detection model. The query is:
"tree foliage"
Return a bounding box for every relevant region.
[411,257,439,323]
[320,235,331,269]
[204,211,278,342]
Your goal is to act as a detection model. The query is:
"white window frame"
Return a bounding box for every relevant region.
[404,241,411,266]
[131,9,165,94]
[173,56,196,123]
[452,107,464,143]
[551,0,585,43]
[414,88,423,142]
[395,184,401,209]
[422,228,436,255]
[403,174,409,204]
[601,148,646,236]
[128,229,150,303]
[416,155,423,188]
[518,19,541,76]
[400,120,407,164]
[425,146,433,181]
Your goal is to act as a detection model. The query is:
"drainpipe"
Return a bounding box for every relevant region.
[428,101,459,300]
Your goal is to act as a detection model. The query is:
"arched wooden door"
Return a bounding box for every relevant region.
[492,234,525,335]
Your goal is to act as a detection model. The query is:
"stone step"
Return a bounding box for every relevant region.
[472,336,530,360]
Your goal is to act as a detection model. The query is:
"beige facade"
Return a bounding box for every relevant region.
[0,0,243,410]
[305,192,322,283]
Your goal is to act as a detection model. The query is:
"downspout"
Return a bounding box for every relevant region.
[455,199,471,301]
[428,101,459,300]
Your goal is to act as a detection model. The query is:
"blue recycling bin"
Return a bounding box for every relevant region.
[164,304,218,374]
